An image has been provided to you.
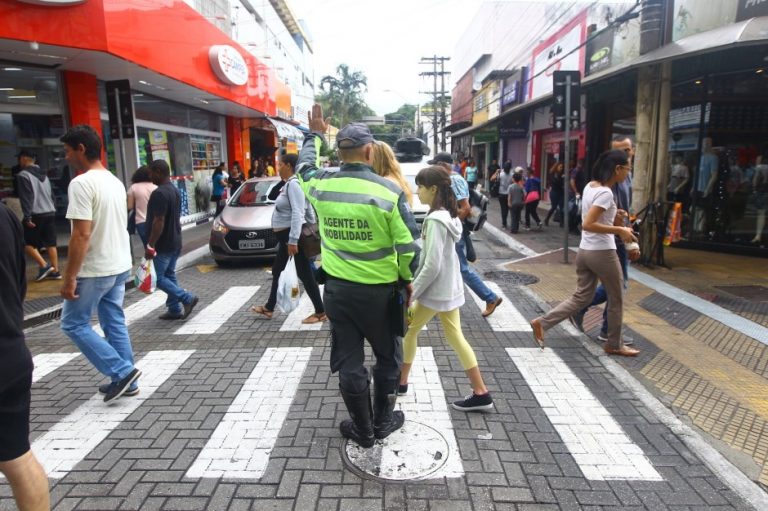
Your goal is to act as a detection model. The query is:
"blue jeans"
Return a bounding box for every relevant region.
[153,249,194,315]
[61,270,135,382]
[455,236,497,303]
[582,241,629,334]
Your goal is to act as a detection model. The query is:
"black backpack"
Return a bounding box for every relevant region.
[465,189,489,231]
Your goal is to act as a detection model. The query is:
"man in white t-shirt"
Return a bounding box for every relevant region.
[59,125,141,404]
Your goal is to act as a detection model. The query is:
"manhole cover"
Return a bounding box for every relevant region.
[482,270,539,286]
[342,421,450,482]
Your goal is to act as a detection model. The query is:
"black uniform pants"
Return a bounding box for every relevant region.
[324,278,402,395]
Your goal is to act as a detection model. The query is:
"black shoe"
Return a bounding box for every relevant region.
[452,392,494,412]
[398,383,408,394]
[158,311,184,320]
[98,382,139,397]
[182,296,199,319]
[568,311,585,332]
[104,368,141,404]
[340,386,375,448]
[373,387,405,440]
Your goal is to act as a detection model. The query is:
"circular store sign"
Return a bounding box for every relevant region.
[209,45,249,86]
[17,0,86,5]
[343,421,451,482]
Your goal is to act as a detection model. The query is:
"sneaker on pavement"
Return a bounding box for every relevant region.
[182,296,199,319]
[35,264,54,282]
[104,368,141,404]
[568,311,585,332]
[597,333,634,346]
[99,382,139,397]
[47,270,62,280]
[158,311,184,320]
[452,392,494,412]
[398,383,408,394]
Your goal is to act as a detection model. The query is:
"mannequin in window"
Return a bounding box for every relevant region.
[667,154,689,203]
[693,137,718,234]
[752,154,768,244]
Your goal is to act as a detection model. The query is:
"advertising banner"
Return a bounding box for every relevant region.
[736,0,768,21]
[148,130,172,171]
[529,11,587,100]
[585,27,614,76]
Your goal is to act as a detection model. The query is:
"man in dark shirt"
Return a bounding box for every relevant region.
[0,203,50,510]
[144,160,198,320]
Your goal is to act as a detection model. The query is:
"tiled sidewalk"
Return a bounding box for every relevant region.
[486,197,768,489]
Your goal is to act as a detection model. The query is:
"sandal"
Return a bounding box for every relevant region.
[251,305,273,319]
[301,312,327,324]
[530,319,545,350]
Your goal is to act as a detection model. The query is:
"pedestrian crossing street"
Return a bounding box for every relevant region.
[88,279,532,335]
[28,343,663,483]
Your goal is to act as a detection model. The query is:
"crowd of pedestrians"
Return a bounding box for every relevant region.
[0,102,648,511]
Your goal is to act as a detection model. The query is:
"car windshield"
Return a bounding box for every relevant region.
[228,180,280,207]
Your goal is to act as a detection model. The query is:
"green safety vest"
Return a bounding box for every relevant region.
[296,135,419,285]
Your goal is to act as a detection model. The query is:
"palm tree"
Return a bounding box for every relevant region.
[318,64,372,127]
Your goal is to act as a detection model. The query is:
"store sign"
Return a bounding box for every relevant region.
[736,0,768,21]
[529,12,586,100]
[209,45,249,86]
[585,27,614,76]
[17,0,86,5]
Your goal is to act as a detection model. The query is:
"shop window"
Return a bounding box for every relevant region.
[133,93,220,132]
[669,70,768,249]
[0,66,61,109]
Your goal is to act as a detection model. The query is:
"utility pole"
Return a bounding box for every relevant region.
[420,55,450,153]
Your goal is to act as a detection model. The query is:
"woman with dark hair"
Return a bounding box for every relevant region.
[210,163,227,216]
[251,153,326,324]
[398,166,494,412]
[491,162,513,229]
[523,167,542,230]
[530,149,639,357]
[227,161,245,196]
[544,162,565,227]
[127,166,156,246]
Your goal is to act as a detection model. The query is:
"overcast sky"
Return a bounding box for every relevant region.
[289,0,490,116]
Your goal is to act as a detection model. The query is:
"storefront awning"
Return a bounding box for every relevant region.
[583,16,768,86]
[267,118,305,144]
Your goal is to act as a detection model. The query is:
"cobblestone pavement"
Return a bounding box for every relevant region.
[4,224,764,510]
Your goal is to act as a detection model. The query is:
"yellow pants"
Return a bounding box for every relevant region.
[403,303,478,370]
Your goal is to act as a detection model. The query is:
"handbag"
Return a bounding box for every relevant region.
[298,223,321,258]
[524,190,540,204]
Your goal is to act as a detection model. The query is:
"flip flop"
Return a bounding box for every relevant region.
[301,313,327,324]
[251,305,273,319]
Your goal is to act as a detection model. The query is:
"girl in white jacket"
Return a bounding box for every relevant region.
[399,166,494,412]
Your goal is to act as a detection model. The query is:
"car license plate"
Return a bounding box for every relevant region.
[238,239,265,250]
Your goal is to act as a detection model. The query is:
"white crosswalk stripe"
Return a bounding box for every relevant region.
[32,350,194,478]
[186,347,313,479]
[392,347,463,478]
[507,348,663,481]
[32,353,80,383]
[467,281,531,331]
[279,285,325,331]
[92,291,168,337]
[174,286,260,335]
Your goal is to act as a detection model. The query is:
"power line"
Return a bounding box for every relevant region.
[420,56,451,151]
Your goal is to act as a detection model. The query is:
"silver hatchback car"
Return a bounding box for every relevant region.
[209,177,281,264]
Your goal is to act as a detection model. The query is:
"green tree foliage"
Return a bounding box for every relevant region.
[316,64,374,127]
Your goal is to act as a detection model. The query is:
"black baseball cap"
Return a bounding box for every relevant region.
[16,149,36,159]
[336,123,374,149]
[428,152,453,165]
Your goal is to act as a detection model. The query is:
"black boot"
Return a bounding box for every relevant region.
[339,386,375,448]
[373,384,405,440]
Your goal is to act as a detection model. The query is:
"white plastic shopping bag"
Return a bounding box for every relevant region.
[276,257,301,312]
[134,257,157,294]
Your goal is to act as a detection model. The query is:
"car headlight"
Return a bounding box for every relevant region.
[212,218,229,234]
